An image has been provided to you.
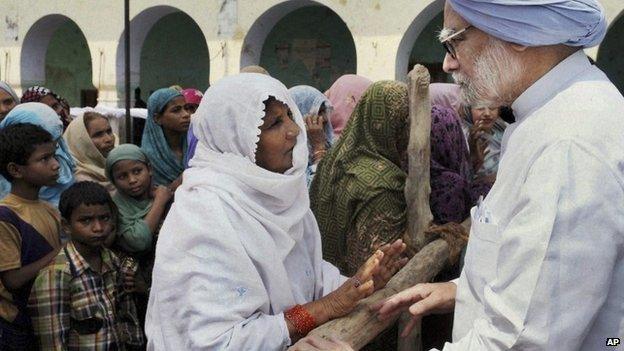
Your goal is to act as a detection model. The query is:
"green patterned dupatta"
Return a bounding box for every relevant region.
[310,81,409,275]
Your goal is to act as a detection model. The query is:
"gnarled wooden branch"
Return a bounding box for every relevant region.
[400,64,432,351]
[404,64,433,254]
[308,239,449,350]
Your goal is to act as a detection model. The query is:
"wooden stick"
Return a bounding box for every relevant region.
[308,239,449,350]
[400,64,433,351]
[403,64,433,253]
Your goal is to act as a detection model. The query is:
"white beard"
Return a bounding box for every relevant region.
[453,38,524,107]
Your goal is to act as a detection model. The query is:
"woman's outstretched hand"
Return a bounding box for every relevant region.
[322,250,380,319]
[371,239,408,290]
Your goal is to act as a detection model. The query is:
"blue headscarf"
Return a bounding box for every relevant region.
[0,81,19,103]
[0,103,75,206]
[447,0,607,48]
[141,88,187,186]
[289,85,335,187]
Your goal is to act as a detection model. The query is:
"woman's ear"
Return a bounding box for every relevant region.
[154,113,162,126]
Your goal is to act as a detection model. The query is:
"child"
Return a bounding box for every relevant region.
[105,144,172,323]
[0,123,62,350]
[28,181,144,350]
[64,112,118,194]
[105,144,172,254]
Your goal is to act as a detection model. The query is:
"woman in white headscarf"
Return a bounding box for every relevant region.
[145,73,406,350]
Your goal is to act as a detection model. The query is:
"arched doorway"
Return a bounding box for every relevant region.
[21,15,95,106]
[408,12,449,83]
[597,12,624,94]
[139,12,210,97]
[116,6,209,106]
[243,2,356,91]
[396,0,445,81]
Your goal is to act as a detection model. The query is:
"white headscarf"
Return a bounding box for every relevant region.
[187,73,310,257]
[147,73,343,349]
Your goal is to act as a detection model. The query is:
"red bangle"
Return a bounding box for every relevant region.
[284,304,316,336]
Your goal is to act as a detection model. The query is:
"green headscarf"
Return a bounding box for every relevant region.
[141,88,187,186]
[106,144,154,253]
[309,81,409,275]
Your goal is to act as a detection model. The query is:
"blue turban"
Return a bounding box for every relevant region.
[141,87,187,186]
[447,0,607,48]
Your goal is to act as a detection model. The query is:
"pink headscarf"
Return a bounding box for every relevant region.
[182,88,204,105]
[324,74,373,139]
[430,83,461,114]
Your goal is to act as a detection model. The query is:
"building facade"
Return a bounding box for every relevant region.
[1,0,623,108]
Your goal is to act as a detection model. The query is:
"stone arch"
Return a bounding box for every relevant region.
[395,0,445,81]
[115,6,210,104]
[241,0,356,90]
[21,14,95,105]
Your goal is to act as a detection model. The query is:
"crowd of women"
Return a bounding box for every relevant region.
[0,67,508,350]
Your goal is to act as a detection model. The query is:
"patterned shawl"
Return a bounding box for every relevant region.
[310,81,409,274]
[430,106,491,224]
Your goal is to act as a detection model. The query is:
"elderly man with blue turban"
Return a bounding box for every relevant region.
[369,1,624,351]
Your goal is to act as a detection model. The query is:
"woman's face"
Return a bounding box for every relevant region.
[255,99,300,174]
[0,90,16,121]
[86,117,115,157]
[185,103,199,115]
[111,159,152,199]
[40,94,64,117]
[156,96,191,133]
[470,105,500,131]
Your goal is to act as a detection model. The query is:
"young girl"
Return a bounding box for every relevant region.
[141,88,191,189]
[64,112,118,193]
[106,144,172,327]
[105,144,172,254]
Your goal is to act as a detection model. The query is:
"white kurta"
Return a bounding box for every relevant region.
[145,187,345,350]
[441,51,624,350]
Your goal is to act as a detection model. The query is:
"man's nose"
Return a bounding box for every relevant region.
[443,53,459,73]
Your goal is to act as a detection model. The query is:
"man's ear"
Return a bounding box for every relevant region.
[61,218,72,238]
[6,162,23,180]
[510,43,528,52]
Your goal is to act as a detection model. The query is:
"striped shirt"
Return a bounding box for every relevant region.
[28,241,143,350]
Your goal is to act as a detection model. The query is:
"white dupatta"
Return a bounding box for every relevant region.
[145,74,344,350]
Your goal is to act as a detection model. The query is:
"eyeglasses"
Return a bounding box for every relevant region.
[441,25,473,59]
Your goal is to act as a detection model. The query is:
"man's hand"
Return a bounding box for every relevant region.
[371,282,457,336]
[288,335,354,351]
